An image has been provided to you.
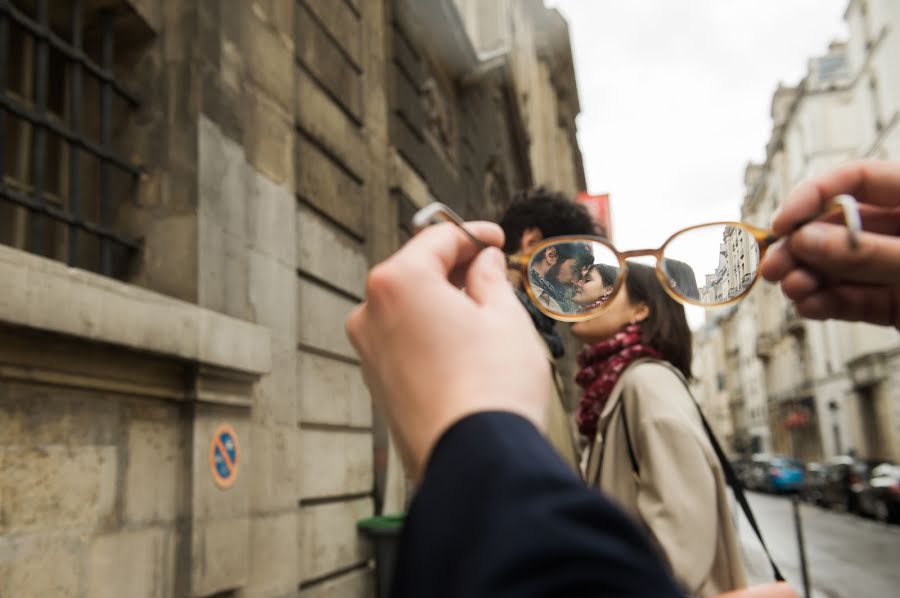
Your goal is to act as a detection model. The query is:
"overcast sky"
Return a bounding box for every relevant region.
[543,1,849,250]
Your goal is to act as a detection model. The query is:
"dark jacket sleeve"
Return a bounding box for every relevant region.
[391,412,682,598]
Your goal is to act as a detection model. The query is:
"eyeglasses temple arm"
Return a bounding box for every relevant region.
[412,202,489,250]
[412,203,531,271]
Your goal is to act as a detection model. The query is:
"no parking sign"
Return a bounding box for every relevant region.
[209,424,240,489]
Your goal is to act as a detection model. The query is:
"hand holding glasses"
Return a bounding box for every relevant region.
[412,197,862,322]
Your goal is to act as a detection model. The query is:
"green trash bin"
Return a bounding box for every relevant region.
[357,513,405,598]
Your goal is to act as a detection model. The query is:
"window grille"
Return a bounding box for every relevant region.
[0,0,140,278]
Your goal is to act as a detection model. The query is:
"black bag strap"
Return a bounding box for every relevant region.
[691,403,786,582]
[614,362,786,583]
[618,399,640,481]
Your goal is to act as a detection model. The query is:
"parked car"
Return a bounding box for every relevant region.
[745,454,805,493]
[801,462,827,505]
[819,456,886,512]
[856,463,900,523]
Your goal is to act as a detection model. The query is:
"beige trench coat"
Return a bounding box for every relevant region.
[585,359,747,596]
[541,342,581,474]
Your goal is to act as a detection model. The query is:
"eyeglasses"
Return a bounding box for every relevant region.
[412,197,862,322]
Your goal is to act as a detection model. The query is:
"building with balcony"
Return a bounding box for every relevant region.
[694,0,900,464]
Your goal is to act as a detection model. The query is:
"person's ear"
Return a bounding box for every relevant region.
[630,302,650,324]
[519,227,544,253]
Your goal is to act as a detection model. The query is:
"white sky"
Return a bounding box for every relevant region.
[543,0,849,250]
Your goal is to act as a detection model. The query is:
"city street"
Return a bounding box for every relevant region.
[738,492,900,598]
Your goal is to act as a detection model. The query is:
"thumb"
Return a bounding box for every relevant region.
[465,247,518,308]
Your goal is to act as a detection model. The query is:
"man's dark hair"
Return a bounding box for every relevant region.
[499,187,595,254]
[624,263,693,379]
[544,243,578,283]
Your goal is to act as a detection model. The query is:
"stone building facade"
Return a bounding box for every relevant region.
[694,0,900,463]
[0,1,585,596]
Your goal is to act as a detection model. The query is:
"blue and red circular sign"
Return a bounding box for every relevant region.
[209,424,240,489]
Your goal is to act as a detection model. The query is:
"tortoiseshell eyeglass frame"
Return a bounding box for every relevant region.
[411,197,862,322]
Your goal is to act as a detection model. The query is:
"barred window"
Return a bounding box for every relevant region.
[0,0,140,278]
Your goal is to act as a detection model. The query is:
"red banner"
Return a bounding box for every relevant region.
[577,192,612,241]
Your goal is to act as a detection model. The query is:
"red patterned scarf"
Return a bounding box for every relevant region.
[576,323,662,438]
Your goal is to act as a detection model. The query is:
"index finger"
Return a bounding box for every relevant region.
[393,220,504,284]
[772,160,900,235]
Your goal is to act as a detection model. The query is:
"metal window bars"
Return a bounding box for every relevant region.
[0,0,140,278]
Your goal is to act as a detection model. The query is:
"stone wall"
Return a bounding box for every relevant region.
[0,0,586,596]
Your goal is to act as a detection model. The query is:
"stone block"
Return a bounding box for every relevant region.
[295,2,363,121]
[297,351,371,427]
[241,3,294,111]
[1,533,82,598]
[219,35,244,98]
[247,170,296,267]
[254,340,299,426]
[143,212,199,303]
[302,568,373,598]
[0,383,120,447]
[124,417,187,525]
[88,528,174,598]
[295,66,366,181]
[296,204,368,299]
[248,251,297,343]
[162,1,196,62]
[196,308,273,378]
[198,217,227,313]
[0,244,28,319]
[243,512,301,596]
[389,150,430,209]
[296,278,358,359]
[300,429,372,499]
[295,135,366,238]
[301,0,362,71]
[243,91,294,188]
[0,445,117,534]
[299,498,372,582]
[199,115,247,239]
[191,517,250,597]
[262,0,295,40]
[249,422,301,512]
[198,114,231,201]
[222,231,252,321]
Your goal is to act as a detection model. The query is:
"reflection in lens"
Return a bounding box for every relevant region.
[528,240,619,318]
[662,224,760,306]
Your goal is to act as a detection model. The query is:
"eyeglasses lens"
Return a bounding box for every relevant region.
[527,240,620,319]
[662,224,760,305]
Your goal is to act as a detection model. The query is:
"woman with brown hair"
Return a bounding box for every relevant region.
[573,263,618,312]
[574,263,746,596]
